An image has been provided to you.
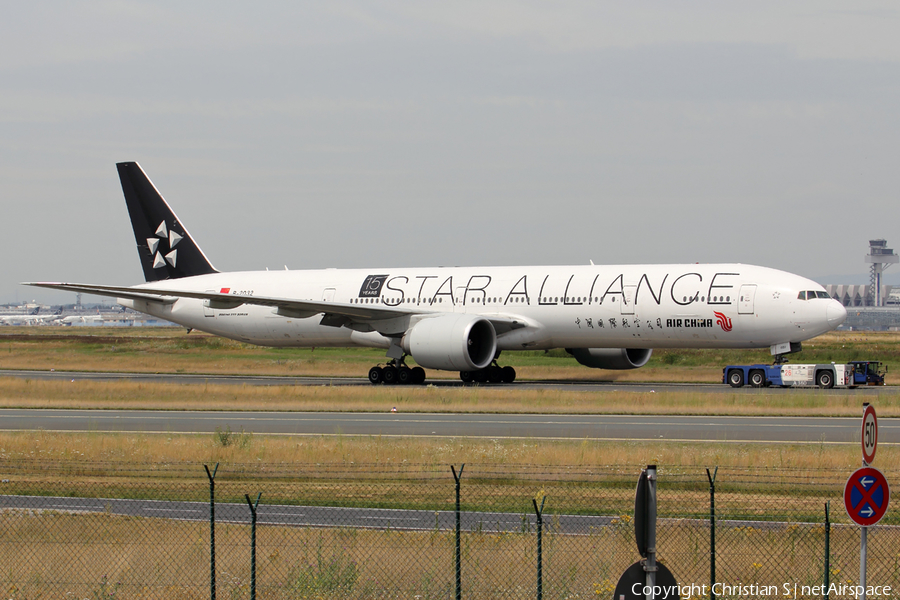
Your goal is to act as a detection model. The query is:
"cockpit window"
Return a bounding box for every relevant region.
[799,290,832,300]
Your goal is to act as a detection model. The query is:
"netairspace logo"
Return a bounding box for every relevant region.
[633,582,893,599]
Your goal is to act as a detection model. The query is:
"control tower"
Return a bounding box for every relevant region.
[866,239,898,306]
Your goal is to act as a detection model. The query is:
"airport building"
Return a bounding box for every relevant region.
[825,239,900,330]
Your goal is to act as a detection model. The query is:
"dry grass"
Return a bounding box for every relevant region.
[0,429,888,473]
[1,376,898,417]
[0,509,884,599]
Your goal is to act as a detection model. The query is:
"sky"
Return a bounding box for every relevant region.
[3,1,900,304]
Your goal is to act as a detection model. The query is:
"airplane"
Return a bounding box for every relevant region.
[56,314,104,326]
[26,162,848,384]
[0,307,61,326]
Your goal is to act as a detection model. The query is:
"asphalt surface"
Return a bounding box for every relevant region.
[1,369,896,444]
[0,494,616,533]
[0,495,828,532]
[0,368,894,395]
[1,408,897,444]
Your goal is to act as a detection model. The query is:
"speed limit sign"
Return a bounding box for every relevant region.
[862,404,877,465]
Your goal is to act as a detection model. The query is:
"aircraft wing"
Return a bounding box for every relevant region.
[23,282,527,333]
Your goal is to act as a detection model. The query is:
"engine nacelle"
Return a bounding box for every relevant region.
[403,314,497,371]
[567,347,653,370]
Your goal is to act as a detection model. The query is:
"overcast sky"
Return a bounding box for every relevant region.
[3,2,900,304]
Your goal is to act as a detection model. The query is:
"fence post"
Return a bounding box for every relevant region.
[204,463,219,600]
[824,501,830,600]
[532,494,547,600]
[451,464,465,600]
[706,467,718,600]
[246,493,262,600]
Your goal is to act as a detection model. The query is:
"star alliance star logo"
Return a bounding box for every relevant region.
[146,220,183,269]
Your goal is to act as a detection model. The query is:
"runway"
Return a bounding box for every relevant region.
[1,369,895,444]
[1,408,897,445]
[0,494,797,533]
[0,368,894,395]
[0,494,616,534]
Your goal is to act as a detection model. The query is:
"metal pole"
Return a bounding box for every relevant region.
[204,463,219,600]
[451,465,465,600]
[824,501,830,600]
[245,493,261,600]
[860,404,869,600]
[533,496,547,600]
[645,465,658,600]
[706,467,717,600]
[861,527,867,600]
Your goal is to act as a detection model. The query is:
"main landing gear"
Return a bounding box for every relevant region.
[459,361,516,384]
[368,358,426,386]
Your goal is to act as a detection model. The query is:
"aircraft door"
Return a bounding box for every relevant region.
[738,285,757,315]
[322,288,336,303]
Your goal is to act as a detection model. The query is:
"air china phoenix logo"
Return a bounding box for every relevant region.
[714,311,733,332]
[146,220,183,269]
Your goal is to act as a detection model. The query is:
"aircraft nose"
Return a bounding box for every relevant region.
[827,301,847,326]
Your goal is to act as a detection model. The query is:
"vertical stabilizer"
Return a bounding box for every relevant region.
[117,162,218,282]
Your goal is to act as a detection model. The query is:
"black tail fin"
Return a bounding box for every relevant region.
[117,162,218,282]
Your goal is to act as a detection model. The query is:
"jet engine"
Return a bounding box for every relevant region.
[403,314,497,371]
[567,347,653,370]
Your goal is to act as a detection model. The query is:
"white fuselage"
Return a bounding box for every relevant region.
[121,263,845,351]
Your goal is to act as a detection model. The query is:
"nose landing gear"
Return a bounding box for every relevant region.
[368,357,426,385]
[459,361,516,384]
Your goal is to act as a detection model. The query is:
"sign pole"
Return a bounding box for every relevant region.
[858,403,877,600]
[645,465,658,600]
[861,526,867,600]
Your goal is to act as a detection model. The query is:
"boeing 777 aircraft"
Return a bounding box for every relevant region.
[28,162,847,384]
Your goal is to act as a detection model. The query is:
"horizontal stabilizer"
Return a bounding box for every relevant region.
[23,281,528,335]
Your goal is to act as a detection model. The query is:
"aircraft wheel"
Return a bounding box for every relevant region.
[749,370,766,388]
[411,367,426,385]
[368,366,384,385]
[488,365,503,383]
[472,369,488,383]
[459,371,474,383]
[383,366,398,385]
[501,366,516,383]
[397,367,411,385]
[816,370,834,389]
[727,369,744,388]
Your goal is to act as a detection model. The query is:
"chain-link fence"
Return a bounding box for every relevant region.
[1,461,896,599]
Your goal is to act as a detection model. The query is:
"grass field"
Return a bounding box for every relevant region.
[0,426,891,474]
[1,327,897,479]
[2,328,895,596]
[1,327,898,383]
[3,509,869,600]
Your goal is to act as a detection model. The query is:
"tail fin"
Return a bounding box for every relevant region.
[117,162,218,282]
